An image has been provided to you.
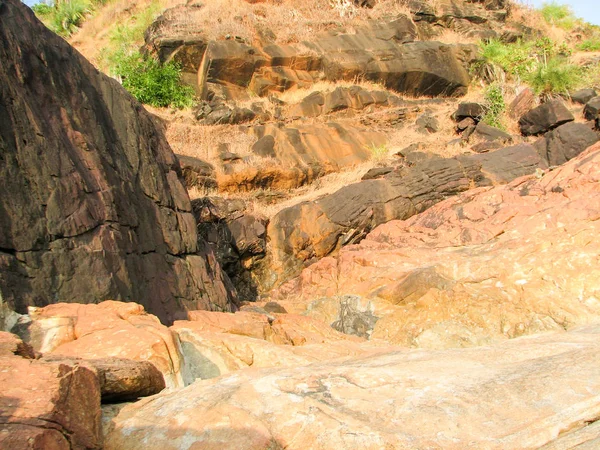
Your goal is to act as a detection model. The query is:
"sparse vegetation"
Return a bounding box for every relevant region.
[477,36,584,98]
[539,2,578,30]
[482,83,506,130]
[525,57,582,98]
[577,39,600,52]
[31,0,110,37]
[367,143,389,162]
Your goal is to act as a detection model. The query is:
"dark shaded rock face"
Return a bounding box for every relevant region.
[0,0,236,324]
[519,100,574,136]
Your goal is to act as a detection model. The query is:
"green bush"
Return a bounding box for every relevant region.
[482,83,506,130]
[539,2,577,30]
[478,39,535,79]
[31,3,54,16]
[525,57,582,98]
[577,39,600,52]
[50,0,92,37]
[113,52,195,109]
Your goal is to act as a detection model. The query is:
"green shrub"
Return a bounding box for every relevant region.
[577,39,600,52]
[482,83,506,130]
[49,0,92,37]
[539,2,577,30]
[525,57,582,98]
[113,52,195,109]
[31,3,54,16]
[478,39,535,79]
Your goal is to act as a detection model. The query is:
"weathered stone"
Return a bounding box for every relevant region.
[571,88,597,105]
[105,325,600,449]
[256,143,548,292]
[453,102,485,121]
[0,356,102,449]
[584,96,600,121]
[16,301,186,388]
[270,143,600,346]
[472,122,512,142]
[534,122,599,167]
[456,116,475,131]
[0,331,35,359]
[192,197,266,299]
[40,356,166,403]
[0,0,235,323]
[519,100,574,136]
[508,87,536,119]
[415,112,440,133]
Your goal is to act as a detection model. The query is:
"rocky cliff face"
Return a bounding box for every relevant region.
[0,0,236,323]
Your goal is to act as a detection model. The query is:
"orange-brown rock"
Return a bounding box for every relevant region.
[0,331,35,359]
[0,356,102,449]
[40,356,166,403]
[104,325,600,449]
[271,143,600,347]
[15,301,185,388]
[256,143,550,293]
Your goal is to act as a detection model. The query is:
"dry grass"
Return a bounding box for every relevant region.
[147,105,257,168]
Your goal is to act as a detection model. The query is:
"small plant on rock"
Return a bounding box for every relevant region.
[482,83,506,130]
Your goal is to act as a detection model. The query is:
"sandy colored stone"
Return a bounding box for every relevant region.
[105,325,600,449]
[0,331,35,359]
[17,301,185,388]
[186,310,270,339]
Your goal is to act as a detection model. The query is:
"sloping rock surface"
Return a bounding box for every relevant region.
[104,324,600,449]
[0,0,235,324]
[255,143,549,292]
[272,143,600,346]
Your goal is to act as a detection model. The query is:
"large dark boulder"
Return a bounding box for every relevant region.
[0,0,236,323]
[571,89,597,105]
[519,100,574,136]
[534,122,599,167]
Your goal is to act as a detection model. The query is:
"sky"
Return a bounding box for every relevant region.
[524,0,600,26]
[21,0,600,25]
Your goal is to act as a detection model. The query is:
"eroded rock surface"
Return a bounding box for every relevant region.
[0,0,236,324]
[104,325,600,449]
[272,143,600,346]
[14,301,185,388]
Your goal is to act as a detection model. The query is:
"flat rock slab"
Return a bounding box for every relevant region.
[104,325,600,449]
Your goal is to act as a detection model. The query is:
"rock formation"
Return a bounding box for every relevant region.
[0,0,236,324]
[270,142,600,346]
[104,324,600,449]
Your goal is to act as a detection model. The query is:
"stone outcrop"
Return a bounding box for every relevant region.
[14,301,186,388]
[255,143,550,292]
[104,324,600,449]
[519,100,574,136]
[271,142,600,346]
[0,0,236,324]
